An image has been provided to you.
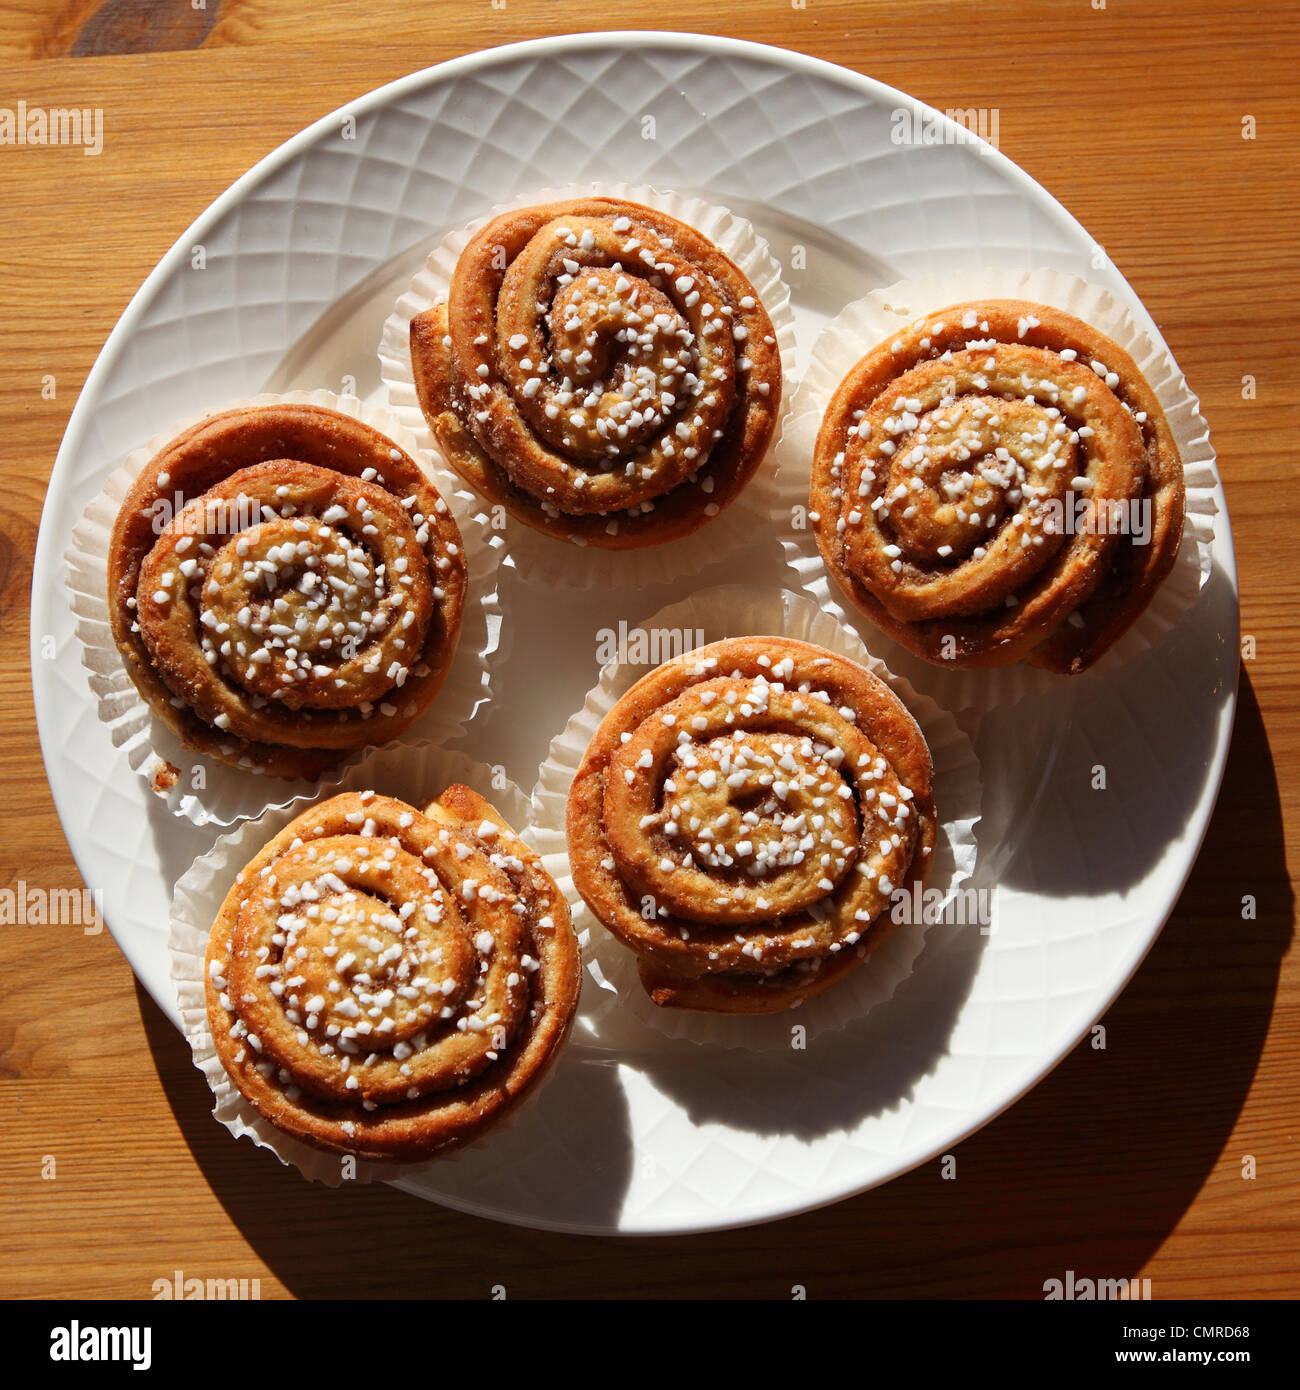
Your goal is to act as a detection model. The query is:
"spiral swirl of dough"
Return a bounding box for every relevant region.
[206,786,580,1160]
[810,300,1185,671]
[108,404,468,778]
[566,637,936,1013]
[410,197,782,549]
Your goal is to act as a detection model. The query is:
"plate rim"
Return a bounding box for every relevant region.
[30,29,1240,1236]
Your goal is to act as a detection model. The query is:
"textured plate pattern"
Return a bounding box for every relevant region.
[31,34,1237,1235]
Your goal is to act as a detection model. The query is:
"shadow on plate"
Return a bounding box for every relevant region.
[997,558,1239,897]
[609,915,988,1144]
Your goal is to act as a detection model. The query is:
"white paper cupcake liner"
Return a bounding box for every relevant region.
[66,388,504,827]
[529,584,983,1049]
[377,181,797,590]
[170,741,543,1186]
[771,268,1219,714]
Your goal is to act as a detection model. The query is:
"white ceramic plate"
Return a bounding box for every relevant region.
[32,33,1238,1235]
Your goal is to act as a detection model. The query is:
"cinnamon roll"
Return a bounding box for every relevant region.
[810,299,1185,672]
[409,197,782,549]
[566,636,936,1013]
[107,404,468,778]
[205,785,580,1160]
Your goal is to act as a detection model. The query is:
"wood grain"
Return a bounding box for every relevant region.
[1,0,1297,1300]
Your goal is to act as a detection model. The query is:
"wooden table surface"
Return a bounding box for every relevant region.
[1,0,1296,1301]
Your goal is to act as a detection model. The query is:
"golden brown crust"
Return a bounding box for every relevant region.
[566,636,936,1014]
[107,403,468,778]
[809,299,1185,672]
[204,786,580,1161]
[409,197,782,550]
